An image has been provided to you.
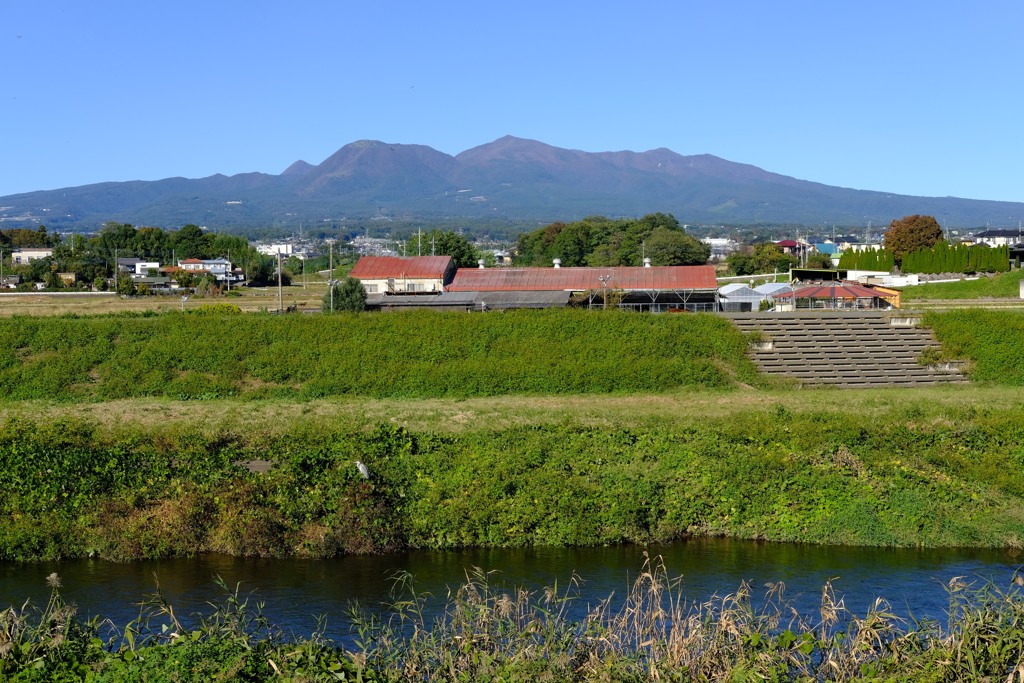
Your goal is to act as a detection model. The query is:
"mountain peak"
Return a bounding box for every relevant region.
[1,137,1021,229]
[282,160,314,176]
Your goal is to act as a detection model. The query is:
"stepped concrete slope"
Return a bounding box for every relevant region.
[726,311,968,388]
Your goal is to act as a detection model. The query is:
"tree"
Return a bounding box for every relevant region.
[171,224,210,260]
[550,222,592,266]
[804,252,834,269]
[728,243,798,275]
[884,215,944,265]
[433,231,479,269]
[242,249,275,286]
[323,276,367,313]
[115,273,137,296]
[644,227,711,266]
[725,251,756,276]
[2,227,57,248]
[514,213,705,268]
[98,222,138,255]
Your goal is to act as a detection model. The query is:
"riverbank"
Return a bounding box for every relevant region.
[3,308,1024,560]
[3,387,1024,561]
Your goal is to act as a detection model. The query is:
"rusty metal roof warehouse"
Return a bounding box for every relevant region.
[447,266,718,292]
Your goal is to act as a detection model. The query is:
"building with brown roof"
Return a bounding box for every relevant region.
[775,281,899,310]
[448,265,719,312]
[349,255,456,295]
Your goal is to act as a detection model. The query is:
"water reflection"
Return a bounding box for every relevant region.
[2,539,1020,644]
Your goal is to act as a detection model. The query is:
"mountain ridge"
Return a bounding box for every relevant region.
[1,137,1021,231]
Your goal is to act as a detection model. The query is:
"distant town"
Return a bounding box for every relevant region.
[1,217,1020,316]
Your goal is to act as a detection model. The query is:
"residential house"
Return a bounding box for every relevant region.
[12,248,53,265]
[838,241,883,253]
[972,228,1023,248]
[178,258,234,282]
[118,258,161,278]
[775,240,806,256]
[134,262,161,278]
[116,257,142,273]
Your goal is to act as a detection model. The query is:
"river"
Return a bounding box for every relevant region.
[2,539,1021,645]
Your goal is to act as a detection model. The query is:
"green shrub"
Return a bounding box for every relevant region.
[4,408,1024,562]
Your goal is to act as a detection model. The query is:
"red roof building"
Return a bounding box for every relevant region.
[349,255,456,295]
[776,281,899,309]
[350,256,454,280]
[448,265,717,292]
[448,265,719,312]
[774,239,807,255]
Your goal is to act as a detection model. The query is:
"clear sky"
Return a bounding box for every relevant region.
[2,1,1022,207]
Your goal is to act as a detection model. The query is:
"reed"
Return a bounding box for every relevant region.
[315,556,1024,681]
[5,560,1024,681]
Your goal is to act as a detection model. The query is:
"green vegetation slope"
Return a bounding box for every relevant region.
[0,309,763,401]
[4,399,1024,562]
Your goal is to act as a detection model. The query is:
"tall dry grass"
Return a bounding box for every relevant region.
[344,554,1024,681]
[4,559,1024,680]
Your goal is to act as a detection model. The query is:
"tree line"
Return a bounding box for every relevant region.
[0,223,281,291]
[839,243,1009,274]
[515,213,710,267]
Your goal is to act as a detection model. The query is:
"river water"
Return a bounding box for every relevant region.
[2,539,1021,645]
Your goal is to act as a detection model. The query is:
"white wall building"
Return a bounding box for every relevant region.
[256,244,294,256]
[12,248,53,264]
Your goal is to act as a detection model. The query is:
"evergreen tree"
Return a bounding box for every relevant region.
[323,277,367,313]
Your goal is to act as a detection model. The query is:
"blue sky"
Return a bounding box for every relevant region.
[2,1,1022,210]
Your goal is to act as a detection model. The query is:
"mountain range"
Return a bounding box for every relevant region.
[2,136,1021,232]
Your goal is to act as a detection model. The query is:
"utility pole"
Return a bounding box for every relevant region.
[277,251,283,313]
[598,274,611,310]
[327,239,336,312]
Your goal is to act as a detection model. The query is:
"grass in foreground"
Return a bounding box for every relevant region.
[3,559,1024,681]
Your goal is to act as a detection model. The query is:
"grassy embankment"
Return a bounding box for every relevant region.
[900,268,1024,301]
[0,309,765,401]
[4,308,1024,679]
[2,310,1024,561]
